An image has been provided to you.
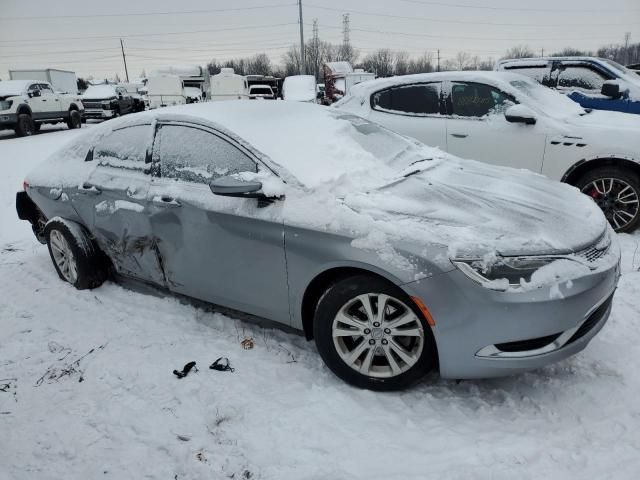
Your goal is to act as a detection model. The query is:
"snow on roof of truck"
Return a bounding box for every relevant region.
[0,80,34,95]
[82,84,118,98]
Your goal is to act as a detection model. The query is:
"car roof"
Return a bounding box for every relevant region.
[0,79,38,93]
[498,56,606,67]
[346,71,525,99]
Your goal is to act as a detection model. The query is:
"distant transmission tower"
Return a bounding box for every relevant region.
[342,13,352,62]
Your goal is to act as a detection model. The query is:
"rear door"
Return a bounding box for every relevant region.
[72,124,165,284]
[444,81,546,171]
[38,83,63,118]
[148,122,290,323]
[366,82,448,150]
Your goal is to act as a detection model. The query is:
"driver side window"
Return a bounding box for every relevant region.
[156,125,257,184]
[450,82,513,118]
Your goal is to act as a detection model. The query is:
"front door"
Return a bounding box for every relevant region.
[38,83,63,119]
[148,122,290,323]
[444,81,547,172]
[72,123,165,285]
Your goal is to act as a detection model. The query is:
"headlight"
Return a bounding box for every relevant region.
[452,256,557,290]
[0,100,12,110]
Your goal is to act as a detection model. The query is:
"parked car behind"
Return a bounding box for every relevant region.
[248,84,275,100]
[16,102,619,390]
[146,74,186,109]
[0,80,83,136]
[335,71,640,232]
[82,84,135,120]
[283,75,317,102]
[496,57,640,115]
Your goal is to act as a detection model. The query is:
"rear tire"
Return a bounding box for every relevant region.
[45,219,109,290]
[15,113,34,137]
[576,166,640,233]
[313,275,437,391]
[66,110,82,129]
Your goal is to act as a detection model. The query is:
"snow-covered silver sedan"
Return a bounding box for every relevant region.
[16,102,620,390]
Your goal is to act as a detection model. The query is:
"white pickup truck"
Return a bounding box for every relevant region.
[0,80,84,136]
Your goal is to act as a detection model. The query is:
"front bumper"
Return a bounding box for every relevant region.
[0,112,18,128]
[402,254,620,379]
[84,109,115,119]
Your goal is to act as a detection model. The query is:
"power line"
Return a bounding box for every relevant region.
[0,22,299,44]
[396,0,639,13]
[0,3,297,21]
[304,3,639,27]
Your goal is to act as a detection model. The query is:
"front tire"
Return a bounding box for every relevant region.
[14,113,34,137]
[313,275,437,391]
[45,219,109,290]
[66,110,82,129]
[576,166,640,233]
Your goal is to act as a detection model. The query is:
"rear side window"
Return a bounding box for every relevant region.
[504,66,551,85]
[156,125,257,184]
[372,83,441,115]
[94,125,151,167]
[556,66,608,91]
[450,82,513,118]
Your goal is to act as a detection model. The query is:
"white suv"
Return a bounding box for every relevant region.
[0,80,84,136]
[334,71,640,232]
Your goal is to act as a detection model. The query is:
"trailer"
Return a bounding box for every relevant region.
[210,68,249,101]
[146,74,186,109]
[9,69,78,94]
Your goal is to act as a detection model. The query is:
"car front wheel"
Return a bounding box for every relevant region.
[577,166,640,233]
[15,113,34,136]
[314,275,437,390]
[66,110,82,129]
[45,218,109,290]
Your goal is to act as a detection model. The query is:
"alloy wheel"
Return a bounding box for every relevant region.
[582,177,640,231]
[332,293,425,378]
[49,230,78,284]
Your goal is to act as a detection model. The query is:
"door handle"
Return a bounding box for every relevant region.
[152,195,181,208]
[450,133,468,138]
[79,183,101,195]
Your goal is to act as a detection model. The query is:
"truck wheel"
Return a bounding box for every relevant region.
[15,113,34,136]
[576,166,640,233]
[66,110,82,129]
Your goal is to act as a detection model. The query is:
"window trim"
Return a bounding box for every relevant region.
[443,80,517,120]
[369,81,445,118]
[151,120,262,183]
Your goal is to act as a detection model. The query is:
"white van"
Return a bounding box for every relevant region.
[146,74,186,109]
[283,75,317,102]
[210,68,249,101]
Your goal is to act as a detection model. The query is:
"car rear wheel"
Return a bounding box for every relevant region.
[15,113,34,137]
[66,110,82,129]
[314,275,437,390]
[45,219,109,290]
[577,167,640,233]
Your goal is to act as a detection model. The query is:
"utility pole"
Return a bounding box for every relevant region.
[120,38,129,82]
[298,0,305,74]
[312,19,319,80]
[437,49,440,72]
[541,47,544,57]
[342,13,351,63]
[624,32,631,65]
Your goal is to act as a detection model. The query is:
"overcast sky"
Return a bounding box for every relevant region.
[0,0,638,81]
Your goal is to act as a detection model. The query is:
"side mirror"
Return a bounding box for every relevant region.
[601,81,622,99]
[504,104,537,125]
[209,175,263,197]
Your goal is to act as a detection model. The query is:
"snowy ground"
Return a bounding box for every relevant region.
[1,125,639,480]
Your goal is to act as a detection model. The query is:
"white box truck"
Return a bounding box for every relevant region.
[146,74,186,109]
[210,68,249,101]
[9,69,78,94]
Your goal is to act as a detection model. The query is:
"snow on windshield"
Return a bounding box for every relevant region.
[83,85,117,99]
[509,78,586,119]
[0,80,30,96]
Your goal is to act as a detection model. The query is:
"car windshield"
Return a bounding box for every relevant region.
[83,85,117,98]
[509,77,587,119]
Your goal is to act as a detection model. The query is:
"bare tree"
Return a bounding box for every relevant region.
[246,53,272,76]
[394,51,410,76]
[407,52,434,74]
[360,49,395,77]
[503,45,535,59]
[455,51,472,70]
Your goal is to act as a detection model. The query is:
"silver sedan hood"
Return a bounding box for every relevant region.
[343,157,608,257]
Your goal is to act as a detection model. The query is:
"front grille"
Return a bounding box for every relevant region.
[82,101,103,109]
[574,235,610,263]
[495,332,562,352]
[567,294,614,344]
